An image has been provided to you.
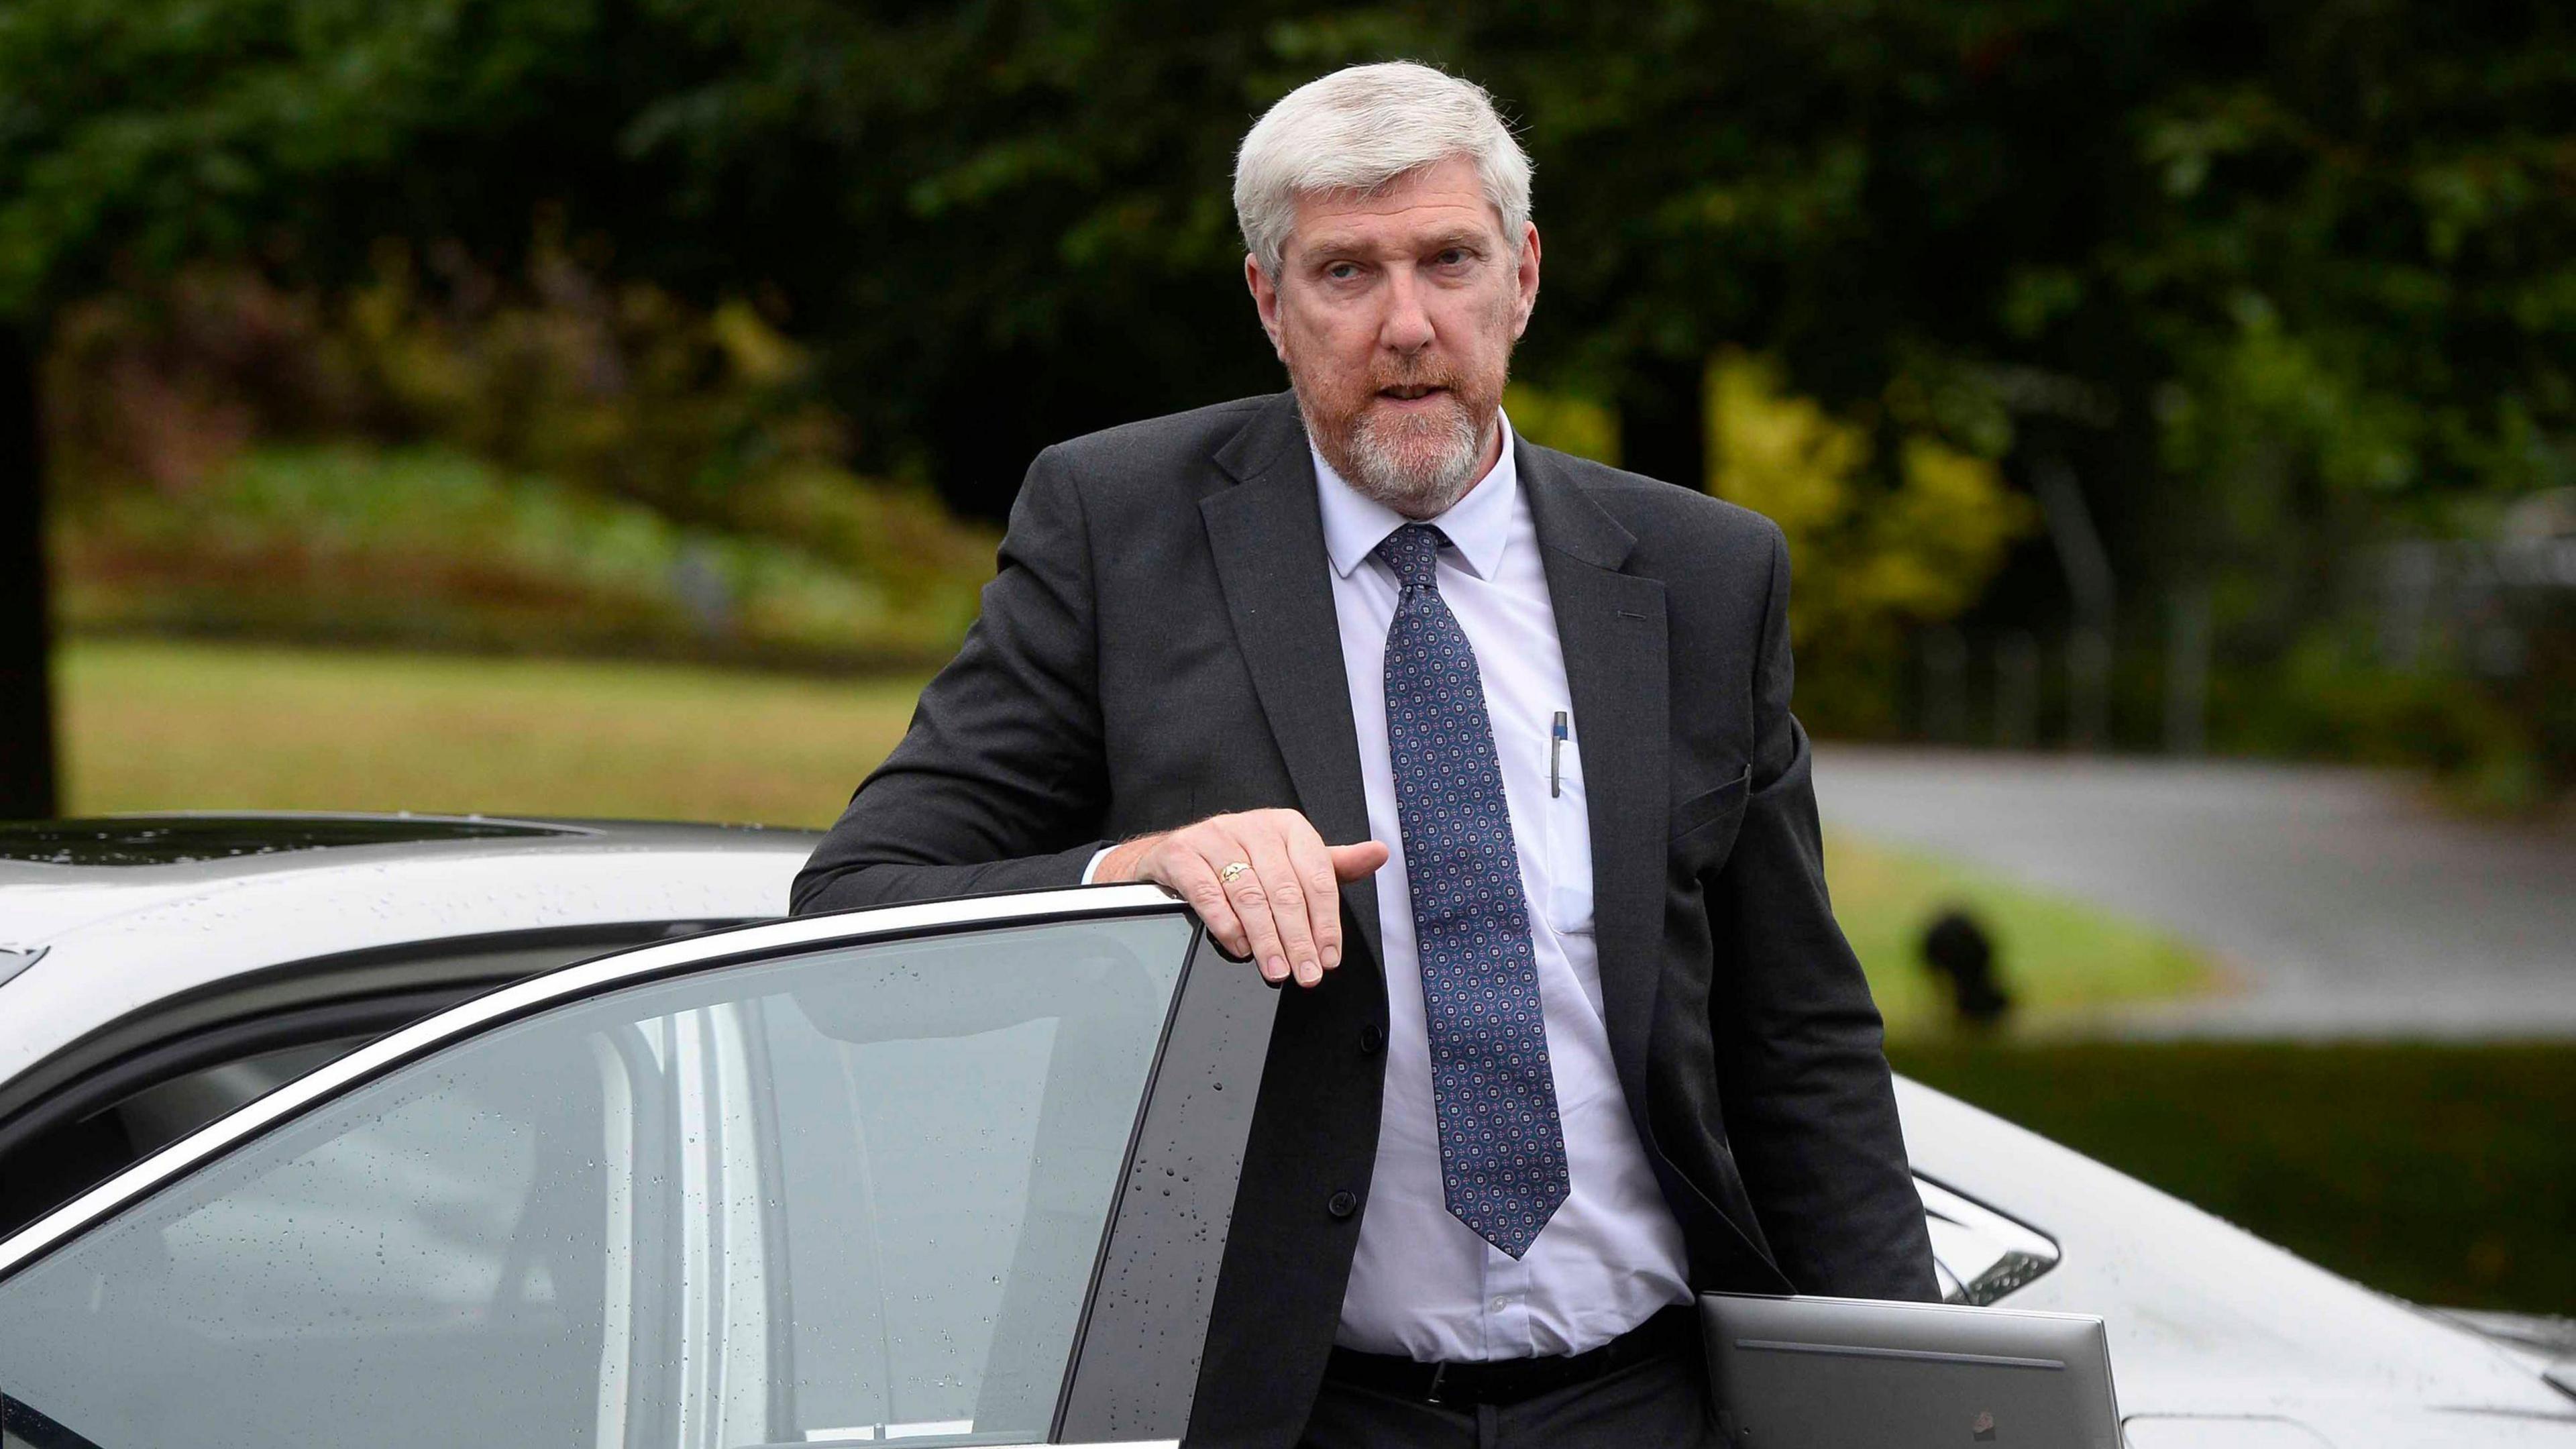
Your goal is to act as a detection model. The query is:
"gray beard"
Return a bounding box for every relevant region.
[1303,394,1493,520]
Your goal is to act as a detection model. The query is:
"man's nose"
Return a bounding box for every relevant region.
[1378,266,1436,355]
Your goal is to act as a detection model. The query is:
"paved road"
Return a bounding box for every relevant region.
[1812,746,2576,1039]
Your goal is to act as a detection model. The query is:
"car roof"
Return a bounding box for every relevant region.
[0,813,598,871]
[0,812,820,1091]
[0,812,812,943]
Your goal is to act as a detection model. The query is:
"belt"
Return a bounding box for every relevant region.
[1323,1303,1699,1408]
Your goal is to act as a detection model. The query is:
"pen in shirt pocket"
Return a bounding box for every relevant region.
[1551,710,1568,797]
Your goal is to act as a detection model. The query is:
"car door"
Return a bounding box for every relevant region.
[0,884,1267,1449]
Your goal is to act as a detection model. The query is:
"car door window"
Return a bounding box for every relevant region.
[0,920,750,1242]
[0,914,1196,1449]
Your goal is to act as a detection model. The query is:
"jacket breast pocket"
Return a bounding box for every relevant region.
[1669,765,1754,869]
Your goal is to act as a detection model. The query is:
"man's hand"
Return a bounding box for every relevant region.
[1097,809,1388,987]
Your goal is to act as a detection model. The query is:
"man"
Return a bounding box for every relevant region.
[795,60,1935,1448]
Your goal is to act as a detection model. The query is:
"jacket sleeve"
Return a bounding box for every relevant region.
[791,445,1114,914]
[1705,523,1939,1301]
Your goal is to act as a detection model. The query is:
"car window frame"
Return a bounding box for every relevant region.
[0,920,757,1239]
[0,883,1269,1449]
[0,921,749,1130]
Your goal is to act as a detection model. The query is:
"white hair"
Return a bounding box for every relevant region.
[1232,61,1532,278]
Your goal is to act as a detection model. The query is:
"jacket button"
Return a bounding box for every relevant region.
[1327,1189,1360,1220]
[1358,1024,1386,1055]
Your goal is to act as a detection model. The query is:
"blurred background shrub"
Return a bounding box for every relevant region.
[40,241,991,669]
[1705,352,2034,736]
[54,446,977,667]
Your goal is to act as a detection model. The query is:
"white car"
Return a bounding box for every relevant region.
[1,813,2568,1448]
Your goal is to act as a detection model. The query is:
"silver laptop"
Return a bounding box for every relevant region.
[1701,1291,2120,1448]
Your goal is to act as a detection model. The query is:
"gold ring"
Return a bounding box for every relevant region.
[1220,861,1252,884]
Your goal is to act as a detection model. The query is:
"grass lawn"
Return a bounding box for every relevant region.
[61,639,925,828]
[60,638,2215,1034]
[1894,1042,2576,1313]
[1828,835,2218,1037]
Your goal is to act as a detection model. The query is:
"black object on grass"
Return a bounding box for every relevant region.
[1921,908,2013,1031]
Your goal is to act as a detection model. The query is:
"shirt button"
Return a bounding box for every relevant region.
[1491,1296,1510,1313]
[1358,1024,1386,1055]
[1327,1189,1360,1220]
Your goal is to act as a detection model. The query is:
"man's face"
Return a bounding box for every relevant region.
[1248,155,1541,518]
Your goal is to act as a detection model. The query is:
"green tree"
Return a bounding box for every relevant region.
[0,0,676,811]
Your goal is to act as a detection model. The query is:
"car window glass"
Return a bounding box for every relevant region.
[0,922,728,1242]
[0,914,1195,1449]
[0,1037,374,1243]
[110,1040,366,1157]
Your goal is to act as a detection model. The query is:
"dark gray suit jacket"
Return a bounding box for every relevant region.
[793,391,1937,1448]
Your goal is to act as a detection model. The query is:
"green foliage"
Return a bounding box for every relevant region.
[1501,383,1619,466]
[337,238,852,524]
[9,1,2573,518]
[46,241,858,515]
[2224,631,2552,814]
[40,243,1003,663]
[1707,352,2034,732]
[1894,1042,2576,1314]
[0,0,614,312]
[53,445,987,669]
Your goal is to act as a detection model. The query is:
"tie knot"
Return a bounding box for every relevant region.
[1374,524,1448,591]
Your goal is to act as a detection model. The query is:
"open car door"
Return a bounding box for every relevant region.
[0,885,1267,1449]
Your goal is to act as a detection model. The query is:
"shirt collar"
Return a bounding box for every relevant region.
[1312,410,1518,582]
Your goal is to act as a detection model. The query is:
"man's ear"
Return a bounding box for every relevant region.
[1246,254,1287,359]
[1511,221,1542,339]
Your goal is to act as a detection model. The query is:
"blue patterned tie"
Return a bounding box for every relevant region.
[1376,523,1570,1258]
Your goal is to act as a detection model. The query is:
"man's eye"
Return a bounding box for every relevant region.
[1326,262,1362,280]
[1436,249,1471,266]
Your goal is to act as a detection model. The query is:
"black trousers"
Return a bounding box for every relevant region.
[1297,1341,1721,1449]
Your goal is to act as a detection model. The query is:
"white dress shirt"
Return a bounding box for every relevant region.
[1085,413,1692,1361]
[1316,415,1690,1361]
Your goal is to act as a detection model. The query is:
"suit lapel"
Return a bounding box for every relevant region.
[1520,439,1669,1118]
[1200,395,1385,974]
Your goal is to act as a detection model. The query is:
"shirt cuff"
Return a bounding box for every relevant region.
[1080,845,1116,885]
